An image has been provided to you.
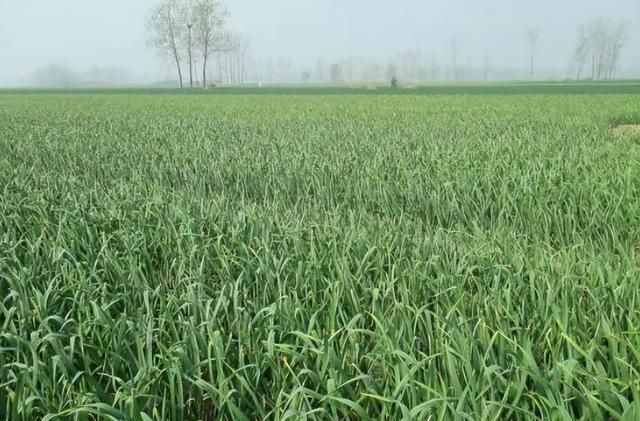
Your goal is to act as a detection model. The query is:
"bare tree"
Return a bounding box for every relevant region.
[330,63,342,83]
[193,59,199,85]
[147,0,187,88]
[234,35,250,83]
[430,56,440,81]
[187,20,193,88]
[450,37,458,81]
[265,58,274,84]
[526,27,540,79]
[572,25,590,80]
[464,56,472,80]
[397,49,422,82]
[605,21,628,80]
[588,19,607,79]
[575,18,629,81]
[191,0,228,88]
[344,55,355,82]
[374,63,383,82]
[483,53,490,81]
[315,59,324,83]
[219,33,250,84]
[386,62,398,81]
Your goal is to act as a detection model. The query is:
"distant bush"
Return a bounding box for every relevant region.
[391,77,398,88]
[29,64,79,88]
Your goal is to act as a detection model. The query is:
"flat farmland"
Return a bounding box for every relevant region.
[1,91,640,420]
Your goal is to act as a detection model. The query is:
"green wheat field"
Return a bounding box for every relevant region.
[1,87,640,420]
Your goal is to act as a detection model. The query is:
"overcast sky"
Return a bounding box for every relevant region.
[0,0,639,83]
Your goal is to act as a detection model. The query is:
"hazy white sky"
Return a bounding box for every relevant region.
[0,0,639,82]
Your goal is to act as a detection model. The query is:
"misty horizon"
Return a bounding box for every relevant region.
[1,0,639,86]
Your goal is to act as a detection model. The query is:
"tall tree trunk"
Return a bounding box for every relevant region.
[529,42,535,79]
[172,41,183,88]
[241,54,245,84]
[530,52,534,79]
[202,56,208,88]
[609,50,618,81]
[187,24,193,88]
[451,39,457,81]
[202,41,209,88]
[609,62,615,80]
[597,55,603,80]
[577,56,586,80]
[168,10,183,89]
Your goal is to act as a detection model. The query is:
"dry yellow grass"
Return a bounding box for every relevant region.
[613,124,640,137]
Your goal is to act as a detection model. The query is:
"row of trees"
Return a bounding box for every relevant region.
[293,54,493,85]
[25,64,135,88]
[572,17,629,81]
[263,18,630,85]
[486,17,628,82]
[147,5,631,86]
[147,0,248,87]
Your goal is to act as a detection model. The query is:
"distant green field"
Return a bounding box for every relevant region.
[1,91,640,420]
[3,79,640,95]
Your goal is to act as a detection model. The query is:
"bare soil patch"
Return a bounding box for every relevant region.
[613,124,640,137]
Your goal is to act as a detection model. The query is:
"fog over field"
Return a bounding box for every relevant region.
[0,0,639,85]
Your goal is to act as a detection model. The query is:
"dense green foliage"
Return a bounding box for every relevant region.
[1,92,640,420]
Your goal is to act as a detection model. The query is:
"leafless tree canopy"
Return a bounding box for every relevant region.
[148,0,242,88]
[572,17,629,81]
[526,28,540,78]
[147,0,187,88]
[192,0,229,87]
[144,3,632,86]
[217,33,250,84]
